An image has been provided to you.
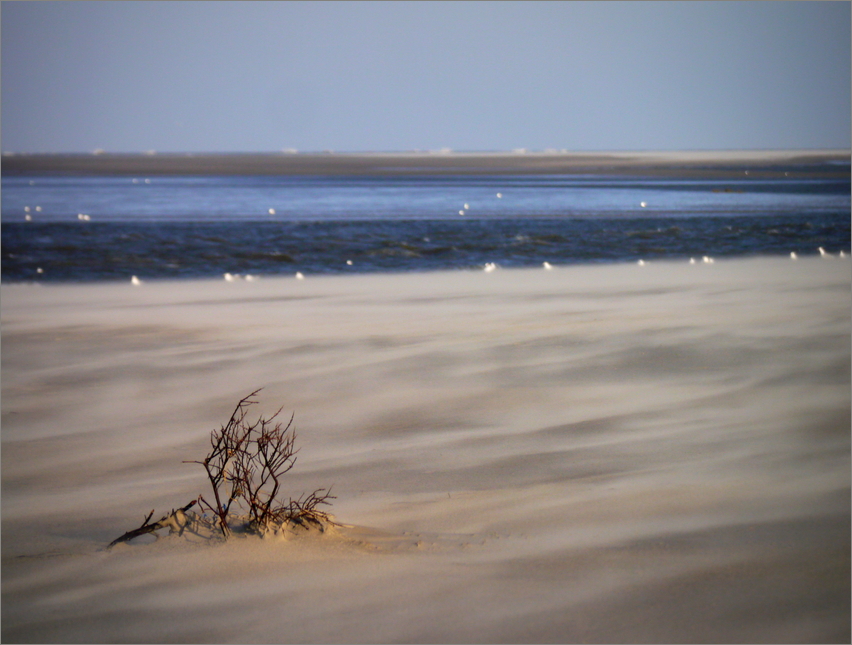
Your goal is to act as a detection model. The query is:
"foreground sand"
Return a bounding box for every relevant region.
[2,257,850,643]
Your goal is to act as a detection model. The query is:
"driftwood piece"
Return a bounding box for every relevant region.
[107,500,197,548]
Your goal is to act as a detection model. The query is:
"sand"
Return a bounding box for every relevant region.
[2,149,849,178]
[2,256,850,643]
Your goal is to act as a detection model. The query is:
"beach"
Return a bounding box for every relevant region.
[2,256,850,643]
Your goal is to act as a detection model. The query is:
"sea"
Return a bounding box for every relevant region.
[2,167,850,282]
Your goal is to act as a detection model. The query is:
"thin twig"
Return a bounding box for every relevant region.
[107,500,197,548]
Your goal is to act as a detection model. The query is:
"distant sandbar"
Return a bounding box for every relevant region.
[2,149,848,178]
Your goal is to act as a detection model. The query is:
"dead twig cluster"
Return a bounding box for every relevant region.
[108,390,336,547]
[284,489,337,530]
[107,500,197,548]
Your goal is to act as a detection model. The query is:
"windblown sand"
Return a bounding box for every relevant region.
[2,257,849,643]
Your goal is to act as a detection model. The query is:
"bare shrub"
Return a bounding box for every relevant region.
[109,389,335,547]
[186,388,337,537]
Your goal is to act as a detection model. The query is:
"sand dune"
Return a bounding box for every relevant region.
[2,257,850,643]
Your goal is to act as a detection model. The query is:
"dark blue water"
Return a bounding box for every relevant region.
[2,172,849,282]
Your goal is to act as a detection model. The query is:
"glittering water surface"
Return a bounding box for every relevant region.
[2,171,849,282]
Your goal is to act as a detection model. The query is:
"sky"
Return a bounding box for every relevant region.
[2,1,849,153]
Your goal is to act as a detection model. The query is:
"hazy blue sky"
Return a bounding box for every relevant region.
[2,1,849,153]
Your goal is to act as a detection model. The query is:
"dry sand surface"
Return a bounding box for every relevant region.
[2,257,850,643]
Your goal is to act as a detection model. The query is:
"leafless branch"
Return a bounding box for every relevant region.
[107,500,197,548]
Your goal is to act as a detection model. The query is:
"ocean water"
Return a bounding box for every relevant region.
[2,171,850,282]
